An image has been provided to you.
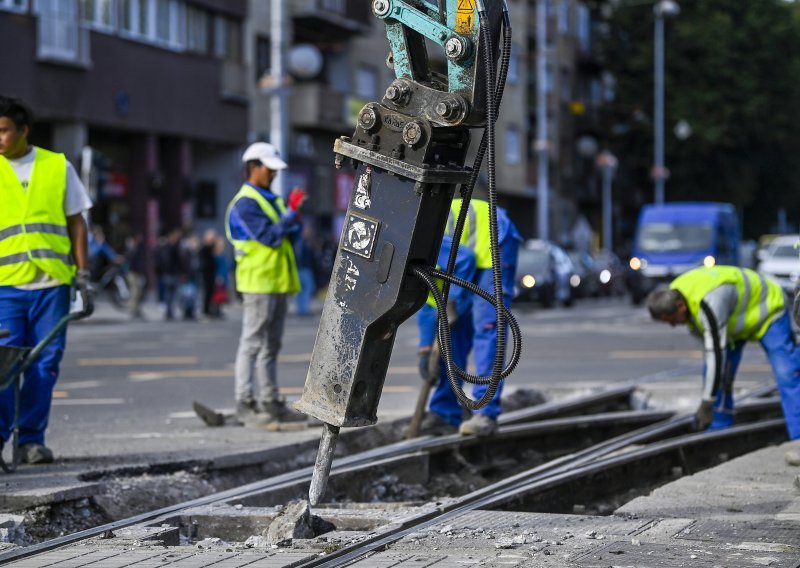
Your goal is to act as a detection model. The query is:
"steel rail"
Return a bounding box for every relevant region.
[0,382,777,564]
[301,416,786,567]
[0,387,649,564]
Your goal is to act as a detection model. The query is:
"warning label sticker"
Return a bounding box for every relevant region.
[455,0,475,34]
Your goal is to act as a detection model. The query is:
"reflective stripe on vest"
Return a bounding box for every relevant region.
[670,266,784,341]
[445,198,492,269]
[225,185,300,294]
[0,148,74,285]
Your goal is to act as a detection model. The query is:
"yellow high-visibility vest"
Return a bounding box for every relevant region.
[445,198,493,269]
[0,147,74,285]
[225,185,300,294]
[670,266,784,341]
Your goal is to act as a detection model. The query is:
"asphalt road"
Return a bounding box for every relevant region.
[43,294,775,462]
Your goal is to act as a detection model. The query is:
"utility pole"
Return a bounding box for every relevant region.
[271,0,289,197]
[597,151,618,253]
[536,0,549,240]
[653,0,679,205]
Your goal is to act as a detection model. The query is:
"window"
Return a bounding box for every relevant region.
[214,15,242,62]
[186,4,209,53]
[36,0,82,62]
[355,65,378,100]
[80,0,115,30]
[120,0,145,35]
[255,36,271,82]
[577,3,590,52]
[0,0,27,13]
[120,0,184,48]
[321,0,345,14]
[505,126,521,165]
[558,0,570,34]
[507,49,519,86]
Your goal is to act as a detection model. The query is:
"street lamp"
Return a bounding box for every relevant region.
[653,0,679,205]
[596,151,618,253]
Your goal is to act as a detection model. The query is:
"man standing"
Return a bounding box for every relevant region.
[0,96,93,463]
[445,198,522,436]
[226,142,306,426]
[647,266,800,439]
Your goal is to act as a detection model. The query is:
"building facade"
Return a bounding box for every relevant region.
[1,0,248,252]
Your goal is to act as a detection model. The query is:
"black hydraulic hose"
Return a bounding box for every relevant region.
[441,5,512,301]
[410,265,522,408]
[414,3,513,409]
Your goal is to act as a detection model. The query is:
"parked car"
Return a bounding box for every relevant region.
[514,240,577,308]
[592,251,628,297]
[568,250,601,298]
[757,234,800,293]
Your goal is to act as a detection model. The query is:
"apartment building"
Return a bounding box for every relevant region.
[1,0,248,249]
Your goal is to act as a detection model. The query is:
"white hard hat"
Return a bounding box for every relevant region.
[242,142,288,171]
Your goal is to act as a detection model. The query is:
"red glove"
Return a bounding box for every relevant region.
[288,188,307,212]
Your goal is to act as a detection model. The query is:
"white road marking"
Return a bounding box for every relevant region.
[53,398,126,405]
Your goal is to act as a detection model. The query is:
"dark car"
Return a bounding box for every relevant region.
[592,251,628,297]
[514,240,576,308]
[568,250,601,298]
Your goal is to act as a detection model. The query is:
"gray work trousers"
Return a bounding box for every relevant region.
[234,293,289,404]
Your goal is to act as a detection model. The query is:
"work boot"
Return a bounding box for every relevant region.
[261,399,306,423]
[234,400,271,427]
[415,412,458,436]
[458,413,498,437]
[193,401,225,427]
[785,448,800,467]
[19,443,54,465]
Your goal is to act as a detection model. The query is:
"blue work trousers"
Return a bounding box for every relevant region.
[0,285,71,446]
[429,311,474,426]
[470,239,518,420]
[709,313,800,439]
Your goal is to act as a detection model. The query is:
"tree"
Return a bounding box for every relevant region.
[602,0,800,238]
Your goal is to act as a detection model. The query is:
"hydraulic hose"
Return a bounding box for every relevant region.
[410,265,522,409]
[426,1,515,409]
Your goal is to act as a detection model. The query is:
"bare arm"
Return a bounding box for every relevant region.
[67,213,89,272]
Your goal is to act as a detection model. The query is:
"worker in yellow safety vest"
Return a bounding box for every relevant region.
[225,142,307,427]
[0,96,93,465]
[647,266,800,440]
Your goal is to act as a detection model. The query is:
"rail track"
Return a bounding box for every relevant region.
[0,383,786,566]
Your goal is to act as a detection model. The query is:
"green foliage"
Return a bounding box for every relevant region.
[603,0,800,237]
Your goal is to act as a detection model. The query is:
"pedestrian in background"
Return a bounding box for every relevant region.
[210,235,230,318]
[0,95,93,464]
[199,228,219,319]
[444,198,521,436]
[155,229,181,320]
[648,266,800,440]
[178,230,200,321]
[125,232,147,319]
[293,223,317,316]
[225,142,306,426]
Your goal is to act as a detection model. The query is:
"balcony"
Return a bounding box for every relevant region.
[289,83,348,133]
[292,0,371,42]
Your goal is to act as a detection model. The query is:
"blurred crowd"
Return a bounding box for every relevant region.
[87,223,338,321]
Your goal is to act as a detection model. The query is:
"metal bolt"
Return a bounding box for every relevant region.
[435,98,464,121]
[445,37,464,59]
[358,108,378,132]
[385,81,409,105]
[402,121,424,146]
[372,0,390,17]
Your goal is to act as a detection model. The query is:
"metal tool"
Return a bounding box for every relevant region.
[295,0,511,505]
